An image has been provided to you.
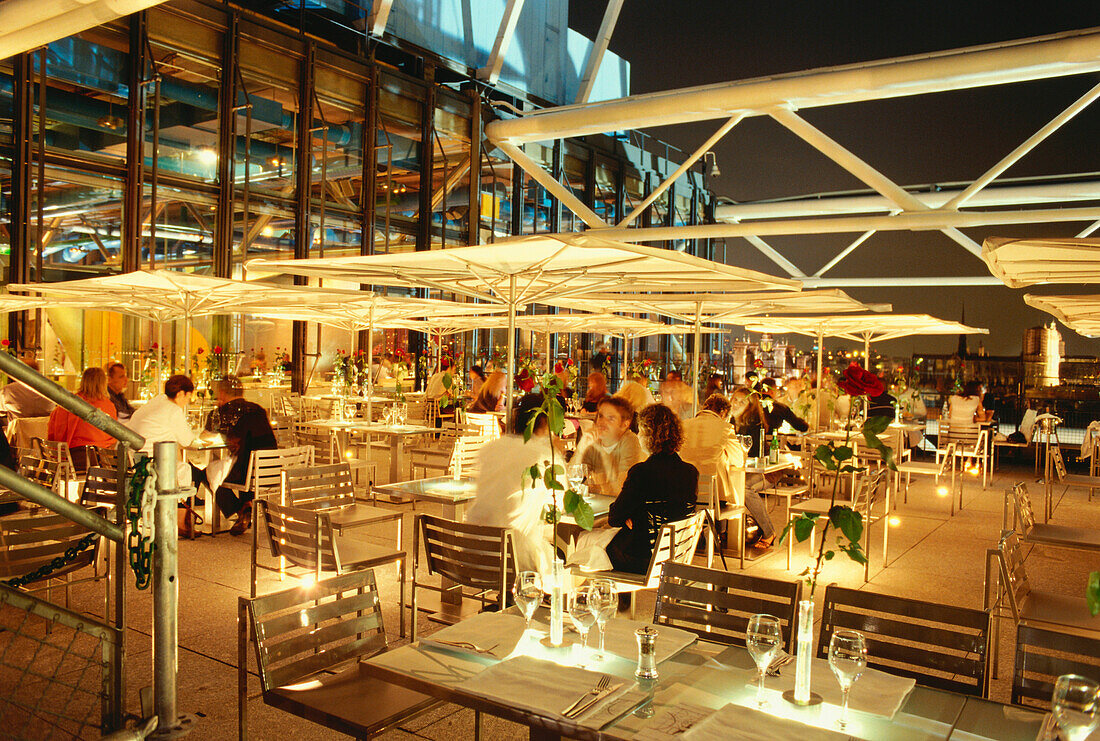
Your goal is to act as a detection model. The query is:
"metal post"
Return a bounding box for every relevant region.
[505,277,517,419]
[111,441,131,731]
[691,303,702,416]
[815,328,825,431]
[152,441,194,738]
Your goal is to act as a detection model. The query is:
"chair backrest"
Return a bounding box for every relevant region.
[272,393,302,418]
[0,511,99,582]
[941,422,982,450]
[654,562,802,652]
[31,438,75,485]
[851,469,888,514]
[464,412,501,438]
[448,434,493,478]
[283,463,355,511]
[714,436,747,507]
[87,445,120,471]
[640,511,707,589]
[18,454,60,491]
[258,500,341,575]
[415,514,515,598]
[81,466,121,508]
[269,414,298,448]
[1049,445,1069,482]
[1011,482,1037,534]
[1012,624,1100,709]
[244,569,387,694]
[293,424,340,465]
[995,530,1031,623]
[937,442,957,475]
[247,446,315,498]
[818,584,990,697]
[1019,408,1038,442]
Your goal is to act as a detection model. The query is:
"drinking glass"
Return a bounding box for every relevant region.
[829,630,867,729]
[1053,674,1100,741]
[513,571,543,630]
[587,579,616,661]
[567,463,589,494]
[569,590,597,650]
[745,614,783,708]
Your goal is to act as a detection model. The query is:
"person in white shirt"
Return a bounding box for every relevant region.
[466,392,557,577]
[576,396,647,497]
[1,359,56,419]
[424,358,455,401]
[680,394,733,479]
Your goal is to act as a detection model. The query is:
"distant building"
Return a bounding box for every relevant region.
[1023,323,1064,389]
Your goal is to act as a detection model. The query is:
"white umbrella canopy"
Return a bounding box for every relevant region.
[983,237,1100,288]
[246,234,800,413]
[1023,294,1100,338]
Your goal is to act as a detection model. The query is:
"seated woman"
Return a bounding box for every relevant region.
[581,371,610,413]
[467,370,506,413]
[947,380,992,427]
[605,404,698,574]
[729,386,779,552]
[47,366,117,473]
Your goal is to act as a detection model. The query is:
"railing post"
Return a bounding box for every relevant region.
[110,441,131,731]
[151,441,195,738]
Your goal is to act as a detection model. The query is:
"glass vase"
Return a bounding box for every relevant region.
[784,598,823,706]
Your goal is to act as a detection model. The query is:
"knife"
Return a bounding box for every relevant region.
[568,683,623,719]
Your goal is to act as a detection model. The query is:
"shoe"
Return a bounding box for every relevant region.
[229,505,252,536]
[178,507,202,539]
[751,536,775,553]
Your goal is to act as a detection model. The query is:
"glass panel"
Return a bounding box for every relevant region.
[143,183,215,271]
[376,75,422,254]
[37,167,124,278]
[594,156,618,224]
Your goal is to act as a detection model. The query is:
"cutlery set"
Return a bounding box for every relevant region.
[561,675,623,719]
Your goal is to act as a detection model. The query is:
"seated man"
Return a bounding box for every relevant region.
[658,370,693,420]
[576,396,646,498]
[203,376,277,535]
[760,377,810,434]
[106,362,135,421]
[680,394,733,480]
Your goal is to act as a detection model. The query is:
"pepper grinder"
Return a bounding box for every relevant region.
[635,626,659,680]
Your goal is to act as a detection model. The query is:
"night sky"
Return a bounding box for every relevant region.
[568,2,1100,359]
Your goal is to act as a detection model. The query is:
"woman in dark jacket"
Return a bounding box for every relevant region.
[606,404,698,574]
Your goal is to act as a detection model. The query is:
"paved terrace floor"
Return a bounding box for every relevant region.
[41,450,1100,740]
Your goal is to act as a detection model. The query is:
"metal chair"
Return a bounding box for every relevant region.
[937,421,990,490]
[238,569,438,741]
[1012,624,1100,709]
[571,511,707,620]
[81,466,121,510]
[1008,482,1100,554]
[1048,445,1100,521]
[819,584,990,697]
[411,514,516,639]
[896,441,957,512]
[654,562,802,652]
[224,446,315,505]
[282,463,403,539]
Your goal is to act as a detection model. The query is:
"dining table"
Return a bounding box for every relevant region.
[305,418,435,482]
[362,609,1046,741]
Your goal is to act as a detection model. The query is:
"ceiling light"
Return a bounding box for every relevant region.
[196,147,218,165]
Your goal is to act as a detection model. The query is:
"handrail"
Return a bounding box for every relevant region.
[0,351,144,449]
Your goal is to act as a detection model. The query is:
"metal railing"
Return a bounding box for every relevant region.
[0,352,190,737]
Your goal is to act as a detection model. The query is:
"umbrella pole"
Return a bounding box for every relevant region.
[184,318,191,374]
[692,304,702,416]
[864,334,871,370]
[624,334,631,381]
[157,321,164,392]
[366,305,375,424]
[815,328,824,431]
[545,331,551,373]
[506,277,516,421]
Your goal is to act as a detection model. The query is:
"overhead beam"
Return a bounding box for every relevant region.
[478,0,526,85]
[803,276,1005,287]
[742,234,806,277]
[486,27,1100,145]
[813,229,877,277]
[575,0,625,104]
[496,141,608,228]
[0,0,169,58]
[368,0,394,37]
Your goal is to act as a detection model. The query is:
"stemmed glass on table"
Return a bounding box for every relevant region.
[1052,674,1100,741]
[569,589,597,654]
[829,629,868,729]
[587,578,616,661]
[746,614,783,708]
[513,571,543,631]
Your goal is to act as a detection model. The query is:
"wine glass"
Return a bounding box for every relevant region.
[567,463,589,494]
[569,589,597,650]
[745,614,783,708]
[829,629,868,729]
[587,579,616,661]
[513,571,543,630]
[1053,674,1100,741]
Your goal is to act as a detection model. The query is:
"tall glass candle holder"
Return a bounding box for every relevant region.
[783,598,822,706]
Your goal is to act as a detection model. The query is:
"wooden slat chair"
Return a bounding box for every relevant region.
[30,437,78,499]
[411,514,517,639]
[787,469,888,581]
[225,446,316,505]
[411,433,493,482]
[81,466,121,510]
[994,408,1037,473]
[818,584,991,697]
[1012,624,1100,709]
[464,412,503,438]
[86,445,121,471]
[254,500,407,636]
[896,442,957,512]
[0,510,107,612]
[1009,482,1100,553]
[18,454,61,502]
[269,414,297,449]
[1049,445,1100,517]
[296,423,377,491]
[653,562,802,652]
[406,422,478,478]
[937,421,990,490]
[238,569,438,741]
[282,464,403,538]
[572,511,708,620]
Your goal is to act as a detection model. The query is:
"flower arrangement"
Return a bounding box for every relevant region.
[273,347,291,373]
[554,357,578,391]
[779,362,897,596]
[332,349,351,389]
[515,353,540,393]
[393,347,412,379]
[626,358,658,383]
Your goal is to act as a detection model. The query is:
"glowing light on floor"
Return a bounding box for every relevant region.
[936,486,949,497]
[889,516,901,527]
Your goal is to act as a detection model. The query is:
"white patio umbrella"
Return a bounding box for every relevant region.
[552,289,882,413]
[983,237,1100,288]
[1023,294,1100,338]
[246,234,800,414]
[738,313,988,426]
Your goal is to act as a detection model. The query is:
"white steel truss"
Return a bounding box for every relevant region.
[486,27,1100,287]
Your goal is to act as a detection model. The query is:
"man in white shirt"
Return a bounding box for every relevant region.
[1,359,55,419]
[577,396,646,498]
[680,394,733,479]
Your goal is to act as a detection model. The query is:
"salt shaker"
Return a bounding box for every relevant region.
[635,626,659,680]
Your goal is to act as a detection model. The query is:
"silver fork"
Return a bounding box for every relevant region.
[563,675,611,717]
[433,639,499,655]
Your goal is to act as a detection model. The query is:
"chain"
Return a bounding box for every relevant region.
[3,532,100,589]
[126,457,157,590]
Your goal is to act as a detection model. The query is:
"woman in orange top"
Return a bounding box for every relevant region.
[48,366,117,472]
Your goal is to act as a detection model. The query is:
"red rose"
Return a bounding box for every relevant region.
[151,343,158,349]
[554,362,564,374]
[837,362,884,397]
[214,346,222,354]
[1,340,9,347]
[198,348,205,354]
[516,369,534,393]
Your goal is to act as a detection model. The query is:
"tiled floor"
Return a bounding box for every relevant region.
[27,454,1100,739]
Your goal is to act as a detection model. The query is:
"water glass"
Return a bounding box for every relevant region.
[513,571,543,629]
[569,590,597,650]
[587,578,616,661]
[829,629,867,729]
[746,614,783,707]
[1053,674,1100,741]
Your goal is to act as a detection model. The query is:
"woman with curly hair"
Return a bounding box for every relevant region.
[605,403,698,574]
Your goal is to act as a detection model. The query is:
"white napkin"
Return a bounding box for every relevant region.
[548,614,697,664]
[419,612,526,660]
[754,657,915,719]
[458,654,629,720]
[683,703,849,741]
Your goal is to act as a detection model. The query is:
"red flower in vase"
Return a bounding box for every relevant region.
[836,362,884,398]
[516,368,534,393]
[213,346,223,354]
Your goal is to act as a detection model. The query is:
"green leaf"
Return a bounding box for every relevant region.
[1088,572,1100,617]
[815,444,838,471]
[824,550,835,561]
[543,467,564,491]
[442,372,453,390]
[863,415,891,436]
[570,500,596,531]
[841,541,868,565]
[793,514,818,542]
[777,520,794,545]
[523,412,538,442]
[834,446,853,462]
[829,505,864,544]
[548,397,565,435]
